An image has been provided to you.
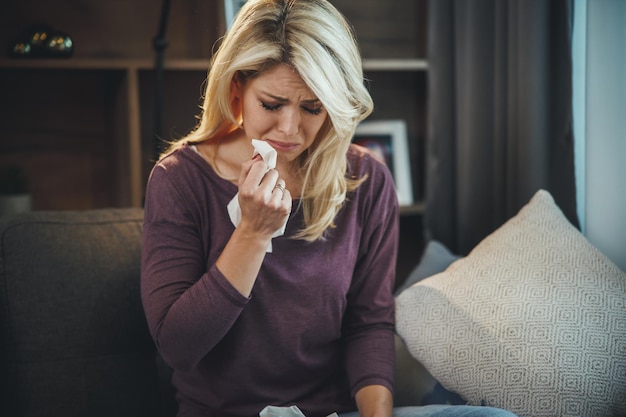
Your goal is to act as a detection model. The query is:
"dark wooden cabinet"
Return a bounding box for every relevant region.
[0,0,427,213]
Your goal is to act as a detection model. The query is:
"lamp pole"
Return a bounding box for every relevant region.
[153,0,172,161]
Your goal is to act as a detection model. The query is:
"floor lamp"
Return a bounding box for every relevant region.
[153,0,172,161]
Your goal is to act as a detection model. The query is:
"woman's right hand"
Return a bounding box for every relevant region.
[215,154,292,297]
[236,154,292,242]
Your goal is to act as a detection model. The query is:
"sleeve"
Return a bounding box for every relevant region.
[343,156,399,397]
[140,163,249,371]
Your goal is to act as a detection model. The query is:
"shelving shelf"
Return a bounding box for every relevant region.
[0,57,428,71]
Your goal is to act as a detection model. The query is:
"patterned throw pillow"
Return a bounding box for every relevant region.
[395,190,626,417]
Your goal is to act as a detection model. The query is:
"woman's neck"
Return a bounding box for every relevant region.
[197,132,303,197]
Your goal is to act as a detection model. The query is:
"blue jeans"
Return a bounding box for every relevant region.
[338,405,518,417]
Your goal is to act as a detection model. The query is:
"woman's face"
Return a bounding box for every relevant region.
[235,64,328,164]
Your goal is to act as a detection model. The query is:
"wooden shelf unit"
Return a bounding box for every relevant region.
[0,0,427,215]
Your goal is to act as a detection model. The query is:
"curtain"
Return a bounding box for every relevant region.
[425,0,579,255]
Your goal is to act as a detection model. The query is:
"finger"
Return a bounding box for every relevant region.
[272,180,287,198]
[239,157,270,189]
[256,169,279,197]
[272,184,292,217]
[238,155,259,186]
[280,188,292,210]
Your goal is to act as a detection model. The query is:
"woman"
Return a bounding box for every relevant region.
[141,1,516,416]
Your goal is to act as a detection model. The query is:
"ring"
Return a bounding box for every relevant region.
[274,183,285,193]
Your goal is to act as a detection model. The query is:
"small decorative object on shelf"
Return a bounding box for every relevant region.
[7,25,73,58]
[44,32,73,57]
[7,24,51,57]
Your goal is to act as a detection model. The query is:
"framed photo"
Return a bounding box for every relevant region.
[224,0,248,30]
[353,119,414,206]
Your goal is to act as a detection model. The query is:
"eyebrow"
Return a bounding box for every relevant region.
[263,92,320,105]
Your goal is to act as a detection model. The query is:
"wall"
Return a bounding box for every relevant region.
[575,0,626,271]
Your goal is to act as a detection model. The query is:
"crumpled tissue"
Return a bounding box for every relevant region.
[227,139,288,253]
[259,405,338,417]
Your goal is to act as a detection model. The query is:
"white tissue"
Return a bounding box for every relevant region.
[251,138,277,171]
[227,139,288,253]
[259,405,338,417]
[259,405,305,417]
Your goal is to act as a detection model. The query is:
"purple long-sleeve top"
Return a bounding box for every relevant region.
[141,143,398,417]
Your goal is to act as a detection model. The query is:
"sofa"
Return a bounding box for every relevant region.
[1,189,624,417]
[0,208,177,417]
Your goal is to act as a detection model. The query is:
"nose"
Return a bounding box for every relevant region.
[277,107,300,136]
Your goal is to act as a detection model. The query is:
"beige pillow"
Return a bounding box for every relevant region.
[396,190,626,417]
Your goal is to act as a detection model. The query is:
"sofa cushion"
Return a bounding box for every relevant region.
[393,240,464,406]
[0,209,170,417]
[395,240,461,296]
[396,190,626,417]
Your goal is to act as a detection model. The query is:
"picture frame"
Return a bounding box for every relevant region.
[224,0,248,30]
[353,119,414,206]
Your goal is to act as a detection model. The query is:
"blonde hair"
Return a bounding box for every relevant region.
[163,0,373,241]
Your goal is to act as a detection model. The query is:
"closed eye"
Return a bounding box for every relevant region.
[303,106,323,115]
[261,101,323,116]
[261,101,282,112]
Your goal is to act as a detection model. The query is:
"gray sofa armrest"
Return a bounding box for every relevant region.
[0,209,174,417]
